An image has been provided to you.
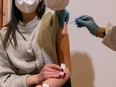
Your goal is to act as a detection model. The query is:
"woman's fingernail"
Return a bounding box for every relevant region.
[61,69,64,72]
[59,75,62,78]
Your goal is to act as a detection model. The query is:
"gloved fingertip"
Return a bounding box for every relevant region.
[75,22,78,25]
[77,25,83,28]
[75,19,80,24]
[75,15,84,20]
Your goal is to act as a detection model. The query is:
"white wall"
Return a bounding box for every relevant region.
[66,0,116,87]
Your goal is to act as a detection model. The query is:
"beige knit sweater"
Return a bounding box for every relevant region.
[0,12,60,87]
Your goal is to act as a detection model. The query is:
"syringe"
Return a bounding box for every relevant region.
[69,15,89,24]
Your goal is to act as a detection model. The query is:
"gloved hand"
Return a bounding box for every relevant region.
[56,9,69,27]
[75,15,100,36]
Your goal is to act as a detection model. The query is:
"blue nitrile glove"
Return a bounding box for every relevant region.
[75,15,100,36]
[75,15,86,27]
[56,9,69,27]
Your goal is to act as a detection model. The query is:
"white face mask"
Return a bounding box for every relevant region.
[44,0,69,11]
[15,0,40,14]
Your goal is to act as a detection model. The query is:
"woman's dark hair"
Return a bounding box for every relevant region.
[3,0,46,49]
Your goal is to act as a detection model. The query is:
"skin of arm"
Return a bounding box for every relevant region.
[96,27,105,38]
[26,64,63,87]
[26,74,43,87]
[36,22,71,87]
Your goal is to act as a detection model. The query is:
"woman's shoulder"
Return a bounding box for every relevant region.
[42,12,53,20]
[42,10,58,19]
[41,11,59,25]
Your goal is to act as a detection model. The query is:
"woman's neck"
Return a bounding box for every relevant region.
[21,11,37,23]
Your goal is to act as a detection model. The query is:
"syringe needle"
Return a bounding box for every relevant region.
[69,21,75,24]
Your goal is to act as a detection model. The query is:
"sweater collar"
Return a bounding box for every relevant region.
[18,16,39,30]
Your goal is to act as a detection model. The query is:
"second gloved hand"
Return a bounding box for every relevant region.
[75,15,100,36]
[56,9,69,27]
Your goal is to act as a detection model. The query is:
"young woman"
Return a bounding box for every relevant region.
[0,0,71,87]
